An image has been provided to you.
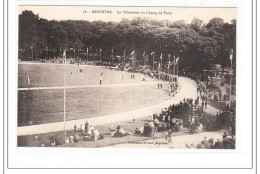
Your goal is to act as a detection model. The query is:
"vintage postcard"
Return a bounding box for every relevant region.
[3,0,258,170]
[17,6,237,149]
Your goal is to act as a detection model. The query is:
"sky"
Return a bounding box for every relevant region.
[19,6,236,24]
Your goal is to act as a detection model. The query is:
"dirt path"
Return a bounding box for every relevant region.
[107,129,226,149]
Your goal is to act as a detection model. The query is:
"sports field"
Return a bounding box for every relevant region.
[18,63,171,127]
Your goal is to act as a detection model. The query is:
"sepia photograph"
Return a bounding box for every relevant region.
[17,6,237,149]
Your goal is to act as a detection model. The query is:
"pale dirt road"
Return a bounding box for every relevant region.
[107,129,226,149]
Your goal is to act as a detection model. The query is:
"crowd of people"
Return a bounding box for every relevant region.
[196,79,231,104]
[151,98,206,135]
[185,132,236,149]
[64,121,103,144]
[57,98,198,147]
[31,95,235,148]
[196,79,236,132]
[215,111,236,133]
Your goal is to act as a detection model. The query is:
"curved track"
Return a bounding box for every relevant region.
[17,77,198,136]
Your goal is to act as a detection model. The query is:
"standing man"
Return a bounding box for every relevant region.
[191,116,195,125]
[74,124,77,133]
[219,90,222,101]
[79,125,83,135]
[100,72,103,85]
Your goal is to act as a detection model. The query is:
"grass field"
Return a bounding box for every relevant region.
[18,63,171,126]
[18,63,157,88]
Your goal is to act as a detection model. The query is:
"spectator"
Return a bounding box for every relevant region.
[228,127,233,136]
[223,132,228,139]
[202,137,208,144]
[79,124,83,135]
[197,141,205,149]
[213,139,222,149]
[116,123,121,131]
[74,124,77,133]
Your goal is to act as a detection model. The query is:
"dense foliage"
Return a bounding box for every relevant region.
[19,10,236,72]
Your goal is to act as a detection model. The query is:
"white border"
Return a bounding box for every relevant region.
[4,0,256,172]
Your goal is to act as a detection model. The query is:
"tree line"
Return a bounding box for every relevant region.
[19,10,236,72]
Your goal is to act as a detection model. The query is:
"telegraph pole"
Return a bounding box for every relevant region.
[229,49,233,107]
[87,47,89,63]
[153,53,155,69]
[100,48,102,63]
[173,55,176,81]
[63,48,67,145]
[31,46,33,61]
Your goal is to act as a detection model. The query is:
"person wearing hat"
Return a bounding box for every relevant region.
[162,115,165,122]
[228,127,233,136]
[191,116,195,125]
[116,123,121,131]
[65,137,70,145]
[74,123,77,133]
[202,137,208,145]
[79,124,83,135]
[223,132,228,139]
